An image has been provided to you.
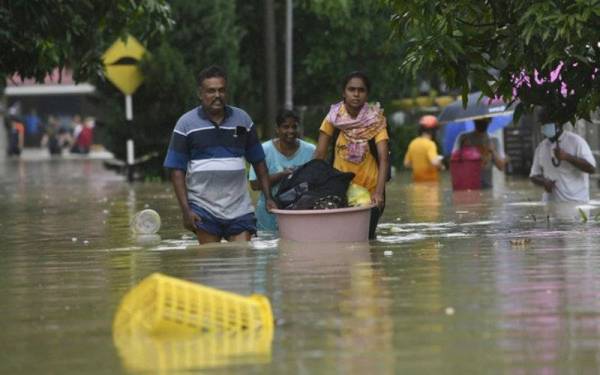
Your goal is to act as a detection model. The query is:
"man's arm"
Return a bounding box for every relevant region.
[250,170,292,191]
[528,145,554,191]
[452,133,465,152]
[170,169,201,232]
[426,144,444,169]
[18,128,24,149]
[403,149,411,168]
[253,160,277,210]
[491,150,507,171]
[530,174,555,193]
[489,138,507,171]
[554,147,596,174]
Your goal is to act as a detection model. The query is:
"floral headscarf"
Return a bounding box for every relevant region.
[326,101,386,163]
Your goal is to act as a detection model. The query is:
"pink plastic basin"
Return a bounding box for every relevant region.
[450,146,482,191]
[271,205,373,242]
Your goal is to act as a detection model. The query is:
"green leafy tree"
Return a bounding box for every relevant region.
[0,0,173,84]
[294,0,406,108]
[167,0,248,102]
[237,0,410,165]
[387,0,600,123]
[238,0,411,132]
[101,0,420,178]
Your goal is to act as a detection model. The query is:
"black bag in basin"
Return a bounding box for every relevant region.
[274,159,355,210]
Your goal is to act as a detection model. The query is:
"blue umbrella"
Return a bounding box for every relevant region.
[438,92,517,124]
[442,115,513,157]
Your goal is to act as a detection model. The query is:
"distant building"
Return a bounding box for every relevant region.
[3,68,97,119]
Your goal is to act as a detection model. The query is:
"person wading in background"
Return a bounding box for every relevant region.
[452,117,507,188]
[404,115,444,182]
[530,107,596,202]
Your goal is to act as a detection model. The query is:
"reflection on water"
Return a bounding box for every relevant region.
[405,182,441,222]
[114,325,273,372]
[3,160,600,373]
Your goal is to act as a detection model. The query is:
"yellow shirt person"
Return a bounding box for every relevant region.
[320,111,389,194]
[313,71,390,240]
[403,115,443,182]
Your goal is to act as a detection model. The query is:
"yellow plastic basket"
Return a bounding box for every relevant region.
[113,273,273,336]
[113,328,273,372]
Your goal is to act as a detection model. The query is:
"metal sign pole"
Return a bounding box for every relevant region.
[284,0,293,110]
[125,94,135,182]
[103,35,146,183]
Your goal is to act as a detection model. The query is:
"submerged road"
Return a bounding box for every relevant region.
[2,155,600,373]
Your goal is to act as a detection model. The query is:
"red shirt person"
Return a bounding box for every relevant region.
[73,117,94,154]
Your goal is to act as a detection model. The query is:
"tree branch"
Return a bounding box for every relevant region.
[455,17,496,28]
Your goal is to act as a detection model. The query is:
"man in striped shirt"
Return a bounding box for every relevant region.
[164,66,275,244]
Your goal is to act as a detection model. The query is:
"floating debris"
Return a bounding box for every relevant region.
[445,307,455,316]
[383,250,393,257]
[113,273,273,335]
[510,238,531,247]
[578,208,589,223]
[112,274,274,373]
[131,209,161,234]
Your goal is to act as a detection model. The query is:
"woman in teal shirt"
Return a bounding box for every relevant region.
[249,109,315,232]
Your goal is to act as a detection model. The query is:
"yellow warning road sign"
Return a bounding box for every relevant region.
[103,35,147,95]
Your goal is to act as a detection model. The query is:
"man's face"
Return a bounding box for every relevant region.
[474,119,490,133]
[541,122,563,140]
[198,77,227,113]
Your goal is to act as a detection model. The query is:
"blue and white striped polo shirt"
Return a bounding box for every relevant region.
[164,105,265,219]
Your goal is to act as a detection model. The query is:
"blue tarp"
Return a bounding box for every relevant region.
[441,115,513,156]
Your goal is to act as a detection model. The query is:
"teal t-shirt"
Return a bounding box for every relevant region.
[249,139,315,231]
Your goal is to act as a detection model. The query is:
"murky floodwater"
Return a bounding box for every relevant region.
[2,158,600,374]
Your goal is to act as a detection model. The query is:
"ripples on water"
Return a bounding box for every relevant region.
[2,159,600,373]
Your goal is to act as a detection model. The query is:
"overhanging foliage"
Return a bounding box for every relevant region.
[388,0,600,123]
[0,0,173,85]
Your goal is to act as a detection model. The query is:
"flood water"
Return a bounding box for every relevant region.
[2,158,600,374]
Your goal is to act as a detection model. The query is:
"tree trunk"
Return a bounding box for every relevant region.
[263,0,277,138]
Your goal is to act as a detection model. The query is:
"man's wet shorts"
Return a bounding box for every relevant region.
[190,204,257,238]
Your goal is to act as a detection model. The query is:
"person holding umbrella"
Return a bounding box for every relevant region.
[440,92,513,189]
[529,107,595,202]
[403,115,444,182]
[452,117,508,189]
